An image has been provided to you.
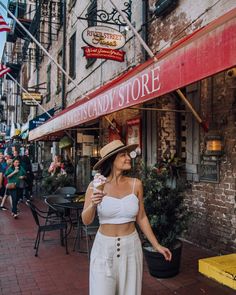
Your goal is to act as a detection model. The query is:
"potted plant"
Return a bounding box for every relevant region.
[139,156,191,278]
[41,166,74,195]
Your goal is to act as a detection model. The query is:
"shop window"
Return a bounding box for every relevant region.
[86,0,97,69]
[58,0,64,31]
[143,103,157,166]
[46,64,51,103]
[47,2,52,48]
[69,32,76,80]
[57,50,62,94]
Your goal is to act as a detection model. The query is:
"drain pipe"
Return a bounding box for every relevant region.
[142,0,149,62]
[62,0,67,110]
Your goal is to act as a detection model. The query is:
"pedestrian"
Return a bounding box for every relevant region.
[48,155,66,176]
[0,158,13,210]
[0,154,7,209]
[21,149,34,200]
[82,140,172,295]
[5,159,26,218]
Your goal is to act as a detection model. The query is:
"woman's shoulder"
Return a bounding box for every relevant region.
[125,176,142,186]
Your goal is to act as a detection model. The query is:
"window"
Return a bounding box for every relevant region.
[58,0,64,31]
[69,32,76,80]
[46,64,51,103]
[57,50,62,93]
[47,8,52,48]
[86,0,97,68]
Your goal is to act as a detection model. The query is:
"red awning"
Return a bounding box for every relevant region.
[29,8,236,141]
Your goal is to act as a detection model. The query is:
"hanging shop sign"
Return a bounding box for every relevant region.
[21,92,42,106]
[29,108,55,131]
[82,46,125,62]
[82,26,126,50]
[82,26,126,62]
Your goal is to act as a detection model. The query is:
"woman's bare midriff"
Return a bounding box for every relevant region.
[99,222,136,237]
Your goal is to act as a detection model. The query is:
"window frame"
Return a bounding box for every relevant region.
[69,32,76,81]
[46,64,51,103]
[86,0,97,69]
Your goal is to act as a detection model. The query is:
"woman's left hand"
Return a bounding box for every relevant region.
[156,245,172,261]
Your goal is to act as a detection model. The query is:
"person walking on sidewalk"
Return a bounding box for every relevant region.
[82,140,172,295]
[5,159,26,218]
[21,149,34,200]
[0,155,8,210]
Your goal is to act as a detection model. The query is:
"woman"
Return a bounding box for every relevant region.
[82,140,172,295]
[5,159,26,218]
[0,158,13,210]
[48,155,66,176]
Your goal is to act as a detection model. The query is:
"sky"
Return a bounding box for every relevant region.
[0,0,9,60]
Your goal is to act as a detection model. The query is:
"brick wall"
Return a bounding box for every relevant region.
[185,73,236,253]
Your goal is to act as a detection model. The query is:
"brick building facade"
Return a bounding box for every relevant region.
[147,0,236,253]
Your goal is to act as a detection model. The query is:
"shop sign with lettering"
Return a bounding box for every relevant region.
[82,46,125,62]
[82,26,126,50]
[21,92,42,106]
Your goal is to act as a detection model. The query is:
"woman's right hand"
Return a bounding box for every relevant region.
[91,190,104,207]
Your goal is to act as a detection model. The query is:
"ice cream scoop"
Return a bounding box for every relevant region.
[93,173,107,192]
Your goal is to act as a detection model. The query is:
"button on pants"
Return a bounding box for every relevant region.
[89,230,143,295]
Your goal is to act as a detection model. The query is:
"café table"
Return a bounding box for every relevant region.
[45,194,85,250]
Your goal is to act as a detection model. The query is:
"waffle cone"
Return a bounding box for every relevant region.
[95,184,105,191]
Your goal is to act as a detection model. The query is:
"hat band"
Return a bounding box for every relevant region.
[101,144,125,159]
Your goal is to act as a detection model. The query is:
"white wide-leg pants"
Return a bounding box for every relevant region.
[89,230,143,295]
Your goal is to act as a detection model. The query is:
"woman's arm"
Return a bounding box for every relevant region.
[48,162,55,173]
[5,167,17,179]
[136,179,172,261]
[0,172,3,188]
[81,182,104,225]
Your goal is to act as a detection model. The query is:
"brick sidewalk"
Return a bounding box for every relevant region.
[0,199,234,295]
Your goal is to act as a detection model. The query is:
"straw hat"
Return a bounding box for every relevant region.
[93,140,138,170]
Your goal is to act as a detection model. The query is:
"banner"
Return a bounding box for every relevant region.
[82,46,125,62]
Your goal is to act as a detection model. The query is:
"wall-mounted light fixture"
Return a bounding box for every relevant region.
[205,135,223,156]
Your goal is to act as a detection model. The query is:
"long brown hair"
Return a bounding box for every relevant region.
[100,153,117,177]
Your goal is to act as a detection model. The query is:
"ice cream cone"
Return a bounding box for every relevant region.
[93,173,106,192]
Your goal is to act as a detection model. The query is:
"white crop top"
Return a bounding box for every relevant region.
[97,178,139,224]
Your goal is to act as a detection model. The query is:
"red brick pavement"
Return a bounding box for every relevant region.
[0,198,235,295]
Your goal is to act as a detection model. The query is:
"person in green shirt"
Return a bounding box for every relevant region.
[5,159,26,218]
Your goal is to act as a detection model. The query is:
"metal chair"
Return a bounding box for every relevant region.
[74,215,99,259]
[26,200,68,257]
[54,186,76,196]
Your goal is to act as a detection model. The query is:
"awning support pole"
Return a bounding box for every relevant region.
[109,0,208,131]
[0,2,88,98]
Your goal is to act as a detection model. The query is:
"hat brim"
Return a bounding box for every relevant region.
[93,143,138,170]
